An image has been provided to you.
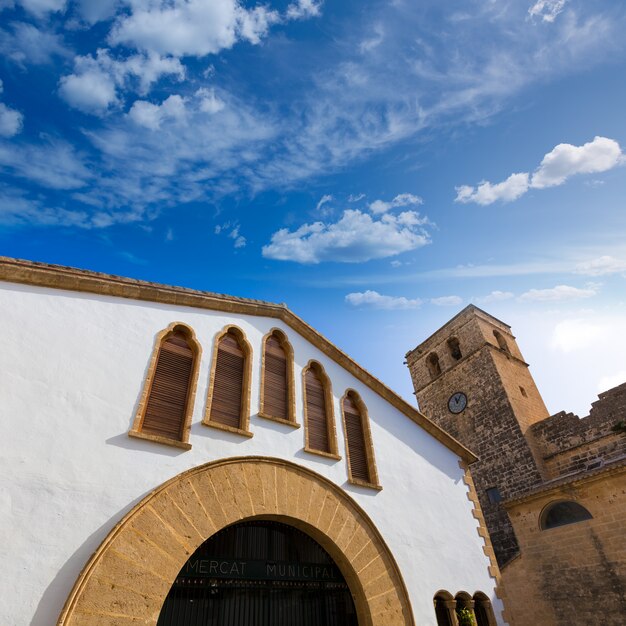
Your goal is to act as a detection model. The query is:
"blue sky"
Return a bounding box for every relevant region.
[1,0,625,417]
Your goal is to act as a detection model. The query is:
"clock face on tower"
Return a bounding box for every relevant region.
[448,392,467,414]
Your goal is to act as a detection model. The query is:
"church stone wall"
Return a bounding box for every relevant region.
[503,468,626,626]
[406,304,626,626]
[406,308,544,567]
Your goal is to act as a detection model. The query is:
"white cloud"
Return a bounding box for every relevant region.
[14,0,65,17]
[455,173,529,205]
[119,52,186,94]
[0,22,70,66]
[475,290,515,304]
[215,221,246,248]
[348,193,365,202]
[229,224,246,248]
[77,0,120,24]
[59,70,118,114]
[529,0,567,23]
[359,23,384,53]
[519,284,598,302]
[82,86,277,211]
[506,310,626,417]
[345,290,422,310]
[530,136,623,189]
[316,194,333,211]
[109,0,280,58]
[0,103,23,137]
[262,208,431,264]
[455,137,623,205]
[0,137,91,189]
[196,88,225,114]
[0,194,87,227]
[550,318,605,353]
[574,256,626,277]
[369,192,422,214]
[431,295,463,306]
[59,49,185,115]
[286,0,321,20]
[0,186,133,229]
[128,94,186,130]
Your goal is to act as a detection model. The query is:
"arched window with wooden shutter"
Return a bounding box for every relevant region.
[303,361,339,459]
[341,390,380,489]
[129,323,201,450]
[259,329,297,427]
[203,326,253,437]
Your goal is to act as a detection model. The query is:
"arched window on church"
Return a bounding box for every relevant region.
[473,592,497,626]
[455,592,477,625]
[540,500,593,530]
[129,323,201,450]
[492,330,510,353]
[203,326,253,437]
[427,352,442,379]
[259,329,296,426]
[433,591,457,626]
[303,361,339,458]
[447,337,462,360]
[341,390,380,488]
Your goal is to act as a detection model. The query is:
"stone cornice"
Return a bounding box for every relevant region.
[503,457,626,506]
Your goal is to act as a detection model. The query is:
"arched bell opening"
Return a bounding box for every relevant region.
[157,519,358,626]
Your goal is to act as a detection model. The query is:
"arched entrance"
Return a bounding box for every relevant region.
[58,457,414,626]
[158,520,357,625]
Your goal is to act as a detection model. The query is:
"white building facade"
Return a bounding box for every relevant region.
[0,257,505,626]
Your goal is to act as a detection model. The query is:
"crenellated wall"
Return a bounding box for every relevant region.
[531,383,626,479]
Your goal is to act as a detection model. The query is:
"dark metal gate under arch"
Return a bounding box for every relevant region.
[157,520,359,626]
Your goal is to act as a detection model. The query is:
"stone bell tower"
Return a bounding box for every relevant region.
[405,305,549,566]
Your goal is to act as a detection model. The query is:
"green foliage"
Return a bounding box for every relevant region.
[457,607,476,626]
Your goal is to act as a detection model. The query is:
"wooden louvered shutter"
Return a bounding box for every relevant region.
[305,367,330,452]
[210,333,244,428]
[142,332,194,440]
[263,336,289,420]
[344,396,370,482]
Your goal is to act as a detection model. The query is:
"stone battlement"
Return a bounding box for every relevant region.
[530,382,626,479]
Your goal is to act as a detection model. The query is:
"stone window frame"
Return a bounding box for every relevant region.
[433,590,458,626]
[492,330,510,354]
[433,590,496,626]
[202,324,254,438]
[340,389,382,490]
[302,360,341,460]
[258,328,299,428]
[539,499,593,531]
[473,591,497,626]
[426,352,442,379]
[447,337,462,361]
[485,487,502,505]
[129,321,202,451]
[455,591,476,625]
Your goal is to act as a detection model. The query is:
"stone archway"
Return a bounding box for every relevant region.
[58,457,414,626]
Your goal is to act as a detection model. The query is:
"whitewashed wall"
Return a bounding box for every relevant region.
[0,281,504,625]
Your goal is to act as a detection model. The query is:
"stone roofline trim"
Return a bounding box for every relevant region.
[404,304,514,361]
[0,256,476,463]
[503,456,626,507]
